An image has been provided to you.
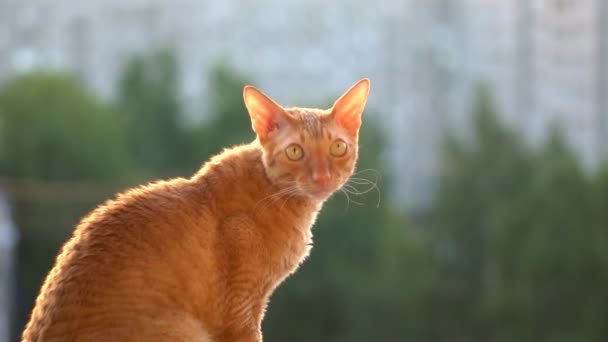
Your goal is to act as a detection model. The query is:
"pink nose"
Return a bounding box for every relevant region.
[312,168,331,185]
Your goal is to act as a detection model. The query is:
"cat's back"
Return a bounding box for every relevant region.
[22,177,216,341]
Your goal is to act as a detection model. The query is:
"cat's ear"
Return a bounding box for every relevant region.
[330,79,370,136]
[243,85,290,142]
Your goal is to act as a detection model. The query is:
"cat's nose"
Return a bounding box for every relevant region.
[312,167,331,185]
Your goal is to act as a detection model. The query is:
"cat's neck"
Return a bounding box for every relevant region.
[191,141,322,219]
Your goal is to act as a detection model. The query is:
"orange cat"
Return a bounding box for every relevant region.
[22,79,370,342]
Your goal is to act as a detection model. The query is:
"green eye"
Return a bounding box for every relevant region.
[330,139,347,157]
[285,144,304,161]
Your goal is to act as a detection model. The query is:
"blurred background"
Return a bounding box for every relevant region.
[1,0,608,341]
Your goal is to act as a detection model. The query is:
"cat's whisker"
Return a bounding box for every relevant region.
[340,189,351,211]
[341,187,370,205]
[254,192,282,211]
[348,179,376,185]
[254,184,299,212]
[348,175,380,184]
[340,188,364,208]
[271,186,302,212]
[278,191,299,212]
[258,183,297,202]
[258,184,303,213]
[348,185,376,193]
[265,188,298,209]
[343,176,382,208]
[352,168,381,177]
[349,176,380,186]
[343,182,376,196]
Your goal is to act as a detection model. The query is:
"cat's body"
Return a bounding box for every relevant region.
[23,79,370,342]
[23,144,318,341]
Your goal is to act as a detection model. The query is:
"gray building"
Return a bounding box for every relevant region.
[529,0,608,166]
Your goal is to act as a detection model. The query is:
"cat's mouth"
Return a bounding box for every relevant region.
[308,188,332,200]
[300,178,351,201]
[301,185,337,200]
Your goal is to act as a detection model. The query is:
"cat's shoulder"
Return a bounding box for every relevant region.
[79,178,195,226]
[195,142,264,179]
[114,177,193,205]
[207,142,262,165]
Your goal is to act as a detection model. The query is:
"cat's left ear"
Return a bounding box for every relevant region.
[243,85,290,142]
[330,79,370,136]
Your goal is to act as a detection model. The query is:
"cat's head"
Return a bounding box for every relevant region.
[243,79,370,201]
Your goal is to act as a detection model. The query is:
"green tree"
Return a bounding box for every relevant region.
[0,72,130,180]
[505,127,606,341]
[593,163,608,271]
[188,63,254,164]
[427,87,608,341]
[117,48,185,177]
[428,88,537,341]
[0,72,132,337]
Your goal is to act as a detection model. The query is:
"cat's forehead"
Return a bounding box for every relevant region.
[285,107,332,138]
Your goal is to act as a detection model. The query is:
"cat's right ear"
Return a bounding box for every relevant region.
[243,86,289,142]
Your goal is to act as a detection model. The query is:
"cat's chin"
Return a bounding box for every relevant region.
[305,188,334,201]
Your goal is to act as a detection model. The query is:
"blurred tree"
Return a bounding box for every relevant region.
[427,87,608,341]
[0,72,130,180]
[428,87,537,341]
[593,163,608,270]
[117,48,185,177]
[187,63,254,166]
[505,127,607,341]
[591,164,608,339]
[0,71,133,338]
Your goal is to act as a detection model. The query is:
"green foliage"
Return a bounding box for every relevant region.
[189,63,254,163]
[0,72,131,180]
[117,49,185,177]
[427,88,608,341]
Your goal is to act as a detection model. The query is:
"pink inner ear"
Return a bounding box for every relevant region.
[252,110,281,141]
[336,114,362,136]
[260,117,281,138]
[334,99,365,135]
[332,79,369,136]
[244,86,287,141]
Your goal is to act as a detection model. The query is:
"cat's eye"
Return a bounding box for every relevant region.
[330,139,348,157]
[285,144,304,161]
